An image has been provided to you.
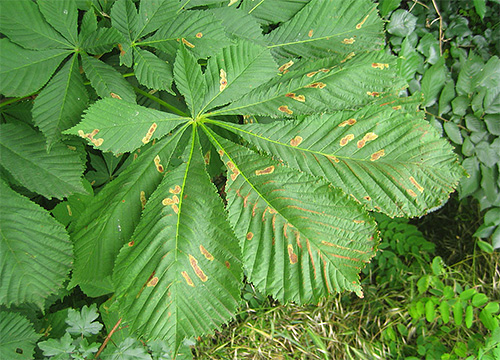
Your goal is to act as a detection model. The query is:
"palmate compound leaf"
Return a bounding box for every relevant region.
[212,98,466,218]
[211,51,407,117]
[0,311,40,360]
[114,128,242,354]
[133,47,174,93]
[264,0,384,59]
[0,182,73,308]
[65,98,190,154]
[69,126,188,296]
[202,128,378,303]
[38,0,79,45]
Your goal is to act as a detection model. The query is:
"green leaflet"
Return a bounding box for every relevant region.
[33,54,89,149]
[69,127,187,296]
[114,128,242,351]
[212,101,465,217]
[111,0,140,43]
[0,39,70,97]
[38,0,79,45]
[240,0,308,25]
[209,6,266,45]
[211,51,406,117]
[136,0,181,39]
[133,48,174,93]
[203,129,377,302]
[264,0,384,59]
[81,27,122,55]
[0,0,72,50]
[81,53,136,104]
[0,123,86,199]
[65,98,190,154]
[0,182,73,308]
[0,312,40,360]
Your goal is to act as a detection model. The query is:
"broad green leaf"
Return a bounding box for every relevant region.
[133,48,174,92]
[66,305,103,337]
[111,0,140,42]
[38,0,79,45]
[136,0,182,39]
[81,53,136,103]
[378,0,402,17]
[79,8,98,40]
[240,0,308,25]
[33,54,89,148]
[0,312,40,360]
[387,9,417,37]
[204,130,377,302]
[52,179,94,227]
[173,45,207,117]
[443,121,463,145]
[69,127,187,295]
[456,52,484,96]
[0,123,86,199]
[421,57,446,107]
[200,41,277,114]
[214,51,405,117]
[0,182,73,307]
[473,0,487,20]
[114,129,242,352]
[0,0,72,50]
[209,6,265,45]
[0,39,70,97]
[100,337,152,360]
[65,98,189,154]
[38,333,75,358]
[214,101,464,217]
[82,27,123,55]
[143,10,232,58]
[265,0,384,59]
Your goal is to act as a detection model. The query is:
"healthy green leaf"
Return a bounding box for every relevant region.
[38,333,75,358]
[66,305,104,337]
[81,53,136,103]
[136,0,181,39]
[378,0,402,17]
[265,0,384,59]
[82,27,123,55]
[387,9,417,37]
[133,48,174,93]
[0,39,70,97]
[79,8,98,41]
[473,0,487,21]
[456,52,484,96]
[204,130,377,302]
[0,123,86,199]
[32,54,89,148]
[214,100,464,217]
[0,182,73,307]
[0,0,72,50]
[38,0,79,45]
[69,128,187,296]
[65,98,189,154]
[111,0,140,43]
[239,0,308,25]
[101,337,152,360]
[421,57,446,107]
[0,311,40,360]
[209,6,266,45]
[114,129,242,351]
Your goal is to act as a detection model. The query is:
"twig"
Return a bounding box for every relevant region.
[95,318,122,359]
[424,110,471,132]
[431,0,444,56]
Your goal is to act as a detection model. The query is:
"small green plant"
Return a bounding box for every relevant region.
[0,0,465,358]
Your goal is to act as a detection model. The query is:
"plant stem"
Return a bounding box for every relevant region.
[95,318,122,359]
[431,0,444,56]
[424,110,471,132]
[132,86,189,117]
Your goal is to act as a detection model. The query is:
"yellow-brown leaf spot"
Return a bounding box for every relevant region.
[246,232,254,240]
[172,204,179,214]
[77,129,104,147]
[342,38,355,44]
[204,151,210,165]
[66,205,72,216]
[290,136,303,147]
[320,68,331,73]
[181,38,195,48]
[189,254,207,282]
[308,29,314,37]
[341,52,356,63]
[154,155,164,173]
[118,43,125,56]
[225,261,230,269]
[128,240,134,246]
[195,32,203,38]
[142,122,157,144]
[327,155,340,163]
[407,189,418,197]
[140,191,146,209]
[392,105,402,110]
[226,161,235,170]
[409,176,424,192]
[372,63,389,69]
[363,132,378,141]
[370,149,385,161]
[305,82,326,89]
[218,149,224,157]
[255,166,275,175]
[285,93,305,102]
[110,92,122,99]
[339,118,356,127]
[363,196,371,201]
[306,70,319,77]
[357,139,366,148]
[67,145,76,151]
[367,91,380,97]
[219,68,227,91]
[356,14,370,29]
[340,134,355,146]
[288,244,298,264]
[162,197,175,206]
[181,271,194,287]
[147,276,159,287]
[353,219,365,224]
[169,185,182,194]
[230,169,240,181]
[200,245,214,261]
[278,105,293,114]
[278,60,294,73]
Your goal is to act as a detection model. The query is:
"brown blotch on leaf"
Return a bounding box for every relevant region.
[285,93,305,102]
[306,70,319,77]
[118,43,125,56]
[342,38,355,44]
[278,60,294,73]
[370,149,385,161]
[341,52,356,63]
[353,219,365,224]
[339,118,356,127]
[128,240,134,246]
[66,205,72,216]
[218,149,224,157]
[219,69,227,91]
[308,29,314,37]
[140,191,146,209]
[409,176,424,192]
[142,123,157,144]
[204,151,210,165]
[169,185,182,194]
[246,232,254,240]
[340,134,355,146]
[372,63,389,69]
[110,92,122,99]
[153,155,164,173]
[278,105,293,114]
[147,276,159,287]
[290,136,303,147]
[189,254,207,282]
[225,261,230,269]
[181,271,194,287]
[393,105,402,110]
[407,189,418,197]
[172,204,179,214]
[195,32,203,38]
[364,132,378,141]
[78,129,104,147]
[200,245,214,261]
[288,244,298,264]
[356,14,370,29]
[255,166,275,175]
[363,196,371,201]
[367,91,380,97]
[357,139,366,148]
[305,82,326,89]
[327,155,340,163]
[181,38,195,48]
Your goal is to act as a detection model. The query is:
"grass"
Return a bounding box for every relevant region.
[193,194,499,359]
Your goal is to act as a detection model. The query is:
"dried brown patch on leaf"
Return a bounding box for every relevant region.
[285,93,305,102]
[219,69,227,91]
[181,38,195,48]
[340,134,355,146]
[142,123,157,144]
[255,166,275,175]
[278,60,294,73]
[288,244,298,264]
[169,185,182,194]
[246,232,254,240]
[200,245,214,261]
[78,129,104,147]
[372,63,389,69]
[342,38,355,44]
[147,276,159,287]
[370,149,385,161]
[341,52,356,63]
[153,155,164,172]
[189,254,207,282]
[110,92,122,99]
[278,105,293,114]
[308,29,314,37]
[195,32,203,38]
[181,271,194,287]
[305,82,326,89]
[339,118,356,127]
[140,191,146,209]
[290,136,303,147]
[367,91,380,97]
[409,176,424,192]
[356,14,370,29]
